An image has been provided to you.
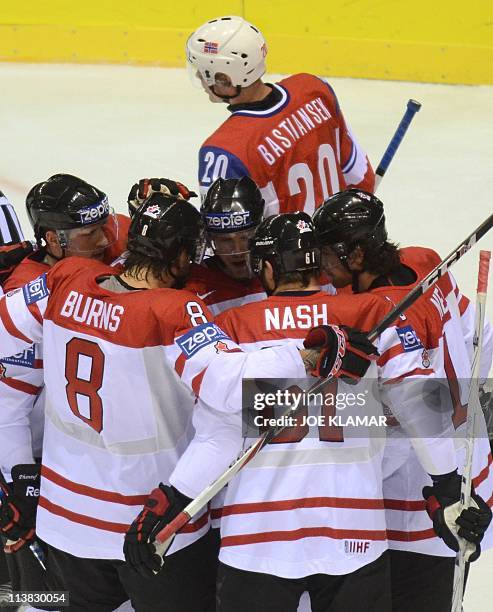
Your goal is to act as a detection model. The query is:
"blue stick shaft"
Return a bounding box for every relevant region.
[375,99,421,184]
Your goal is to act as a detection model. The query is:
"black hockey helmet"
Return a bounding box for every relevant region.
[26,173,109,244]
[201,177,264,235]
[128,193,202,263]
[250,212,320,276]
[312,189,387,262]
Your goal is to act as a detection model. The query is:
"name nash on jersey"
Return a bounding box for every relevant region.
[265,303,328,331]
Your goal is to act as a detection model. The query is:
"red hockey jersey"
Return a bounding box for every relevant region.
[199,74,374,216]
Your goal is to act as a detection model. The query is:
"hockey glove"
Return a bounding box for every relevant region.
[303,325,378,382]
[0,242,35,288]
[127,178,198,217]
[123,484,191,577]
[0,464,40,552]
[423,470,492,562]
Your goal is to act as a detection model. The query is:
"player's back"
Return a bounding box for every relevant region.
[215,290,393,578]
[31,258,209,560]
[199,73,374,215]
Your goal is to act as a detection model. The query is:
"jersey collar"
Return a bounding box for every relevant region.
[228,84,290,118]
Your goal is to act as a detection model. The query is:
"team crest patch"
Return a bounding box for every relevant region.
[143,204,161,220]
[421,348,431,368]
[296,219,311,233]
[177,323,229,358]
[23,274,49,305]
[396,325,423,352]
[215,340,229,353]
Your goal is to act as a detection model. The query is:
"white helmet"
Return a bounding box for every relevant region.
[186,16,267,88]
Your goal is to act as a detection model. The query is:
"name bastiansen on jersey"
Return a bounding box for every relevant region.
[257,97,333,166]
[254,414,388,428]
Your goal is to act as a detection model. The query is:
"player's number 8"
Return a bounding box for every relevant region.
[186,301,208,326]
[65,338,105,433]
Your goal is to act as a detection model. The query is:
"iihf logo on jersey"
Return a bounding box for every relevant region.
[396,325,423,352]
[23,273,49,305]
[203,41,219,54]
[1,346,36,368]
[344,540,370,554]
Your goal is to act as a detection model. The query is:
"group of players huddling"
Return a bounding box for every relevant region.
[0,14,492,612]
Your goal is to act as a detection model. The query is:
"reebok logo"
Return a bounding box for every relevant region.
[26,486,40,497]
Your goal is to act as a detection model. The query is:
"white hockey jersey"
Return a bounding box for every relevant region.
[380,247,493,556]
[170,289,448,578]
[0,257,305,560]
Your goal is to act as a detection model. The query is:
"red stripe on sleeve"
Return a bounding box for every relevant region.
[0,377,41,396]
[28,302,43,324]
[383,368,434,384]
[458,296,470,316]
[175,353,186,378]
[192,368,207,396]
[0,298,33,344]
[377,343,403,367]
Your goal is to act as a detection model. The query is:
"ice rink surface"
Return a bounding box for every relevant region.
[1,63,492,609]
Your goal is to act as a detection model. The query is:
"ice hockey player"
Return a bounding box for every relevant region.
[0,174,128,602]
[127,175,267,316]
[312,189,493,611]
[0,192,367,611]
[187,175,268,314]
[187,15,374,215]
[210,211,465,611]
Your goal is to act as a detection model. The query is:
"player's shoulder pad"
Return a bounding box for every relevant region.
[328,291,391,328]
[150,288,212,321]
[47,257,111,289]
[22,273,49,305]
[400,246,441,273]
[198,145,250,190]
[281,73,340,113]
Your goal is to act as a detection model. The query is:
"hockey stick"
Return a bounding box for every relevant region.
[451,250,491,612]
[0,470,46,571]
[154,212,493,553]
[374,99,421,190]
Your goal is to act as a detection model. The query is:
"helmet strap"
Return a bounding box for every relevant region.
[351,270,361,294]
[210,85,242,101]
